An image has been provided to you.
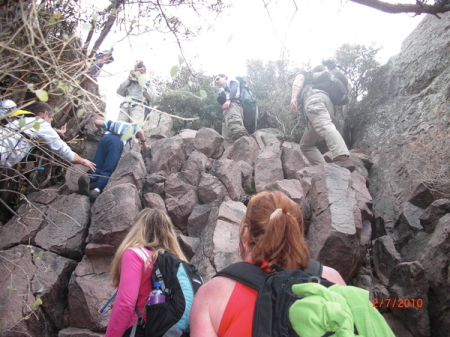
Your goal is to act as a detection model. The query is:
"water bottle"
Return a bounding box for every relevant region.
[147,282,166,306]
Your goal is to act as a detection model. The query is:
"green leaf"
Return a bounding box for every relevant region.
[77,90,86,96]
[135,115,145,125]
[91,12,99,21]
[18,118,25,128]
[111,8,118,15]
[48,18,56,27]
[178,55,184,66]
[77,109,85,118]
[32,298,43,308]
[170,65,179,77]
[120,126,134,142]
[54,107,60,113]
[199,89,207,99]
[33,122,40,131]
[36,89,48,102]
[82,23,92,31]
[53,13,62,20]
[124,97,132,103]
[138,73,148,87]
[7,286,17,291]
[227,35,233,43]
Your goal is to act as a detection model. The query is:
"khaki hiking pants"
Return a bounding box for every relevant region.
[300,92,349,165]
[118,102,145,123]
[222,102,249,149]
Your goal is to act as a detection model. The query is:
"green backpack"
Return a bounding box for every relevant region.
[216,261,395,337]
[236,76,258,134]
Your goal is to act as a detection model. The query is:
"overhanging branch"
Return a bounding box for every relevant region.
[348,0,450,16]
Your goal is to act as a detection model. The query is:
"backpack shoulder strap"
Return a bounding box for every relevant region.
[214,262,266,291]
[215,259,323,290]
[303,258,323,276]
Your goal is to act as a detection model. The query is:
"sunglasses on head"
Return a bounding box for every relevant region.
[214,77,221,82]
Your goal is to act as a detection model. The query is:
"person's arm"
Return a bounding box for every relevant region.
[37,121,96,171]
[221,80,239,111]
[190,281,220,337]
[136,130,147,150]
[143,82,155,103]
[71,154,96,171]
[117,79,131,96]
[94,119,105,135]
[322,266,346,286]
[105,249,145,337]
[290,73,306,113]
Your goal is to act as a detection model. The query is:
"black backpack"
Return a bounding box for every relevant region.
[215,260,336,337]
[136,249,204,337]
[236,76,258,134]
[311,60,350,106]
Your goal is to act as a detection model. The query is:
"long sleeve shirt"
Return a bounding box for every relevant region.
[0,117,75,168]
[105,247,153,337]
[116,79,155,103]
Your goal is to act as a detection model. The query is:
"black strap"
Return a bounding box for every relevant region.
[214,259,323,291]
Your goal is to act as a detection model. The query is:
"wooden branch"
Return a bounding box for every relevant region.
[89,0,127,58]
[348,0,450,16]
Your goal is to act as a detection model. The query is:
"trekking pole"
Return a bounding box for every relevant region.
[98,291,117,313]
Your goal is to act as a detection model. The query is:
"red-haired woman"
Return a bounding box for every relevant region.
[190,190,346,337]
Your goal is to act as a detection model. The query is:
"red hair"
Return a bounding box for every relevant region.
[240,191,310,270]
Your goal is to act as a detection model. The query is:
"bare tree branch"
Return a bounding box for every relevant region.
[348,0,450,16]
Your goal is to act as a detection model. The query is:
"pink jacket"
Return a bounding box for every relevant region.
[105,247,153,337]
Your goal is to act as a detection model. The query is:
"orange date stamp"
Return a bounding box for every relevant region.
[372,298,424,308]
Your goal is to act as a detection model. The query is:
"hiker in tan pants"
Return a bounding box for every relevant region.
[290,70,355,172]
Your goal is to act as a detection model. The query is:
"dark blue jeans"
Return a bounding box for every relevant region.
[87,134,123,192]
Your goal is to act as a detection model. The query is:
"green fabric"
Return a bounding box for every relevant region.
[289,283,395,337]
[328,284,395,337]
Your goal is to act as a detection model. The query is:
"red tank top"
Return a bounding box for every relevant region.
[218,281,258,337]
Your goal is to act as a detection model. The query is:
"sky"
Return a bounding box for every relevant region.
[84,0,424,119]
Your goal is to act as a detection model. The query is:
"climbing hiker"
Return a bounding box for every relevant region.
[0,102,95,170]
[215,74,249,149]
[117,61,155,123]
[290,61,355,172]
[77,119,147,202]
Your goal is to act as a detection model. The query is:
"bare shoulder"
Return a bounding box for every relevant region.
[191,276,236,336]
[322,266,346,286]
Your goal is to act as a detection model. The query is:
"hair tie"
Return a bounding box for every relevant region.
[269,208,283,220]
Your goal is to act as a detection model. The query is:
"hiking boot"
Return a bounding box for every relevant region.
[332,155,356,172]
[89,189,100,203]
[78,176,90,196]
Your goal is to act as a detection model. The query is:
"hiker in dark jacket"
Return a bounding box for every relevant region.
[105,208,188,337]
[290,68,355,172]
[215,74,249,149]
[190,191,345,336]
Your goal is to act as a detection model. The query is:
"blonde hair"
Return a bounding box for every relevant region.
[239,191,310,270]
[110,208,187,288]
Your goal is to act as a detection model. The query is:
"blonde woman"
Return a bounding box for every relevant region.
[105,208,187,337]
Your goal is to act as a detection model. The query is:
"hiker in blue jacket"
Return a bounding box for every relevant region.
[215,74,249,148]
[78,119,147,202]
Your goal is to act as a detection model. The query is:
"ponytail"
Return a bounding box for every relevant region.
[240,191,310,271]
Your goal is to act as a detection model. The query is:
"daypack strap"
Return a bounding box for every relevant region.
[214,259,323,291]
[215,262,266,290]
